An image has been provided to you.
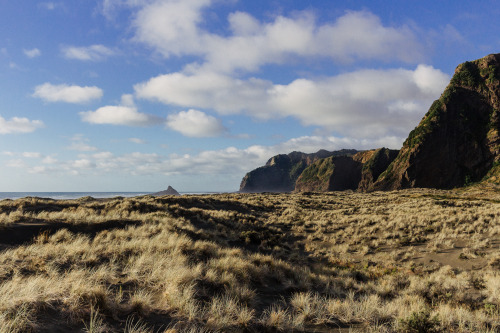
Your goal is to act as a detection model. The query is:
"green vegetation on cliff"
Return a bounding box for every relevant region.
[295,156,336,192]
[374,53,500,190]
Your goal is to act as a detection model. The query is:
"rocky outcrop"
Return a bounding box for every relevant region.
[152,186,180,196]
[373,53,500,190]
[294,148,398,192]
[239,149,358,192]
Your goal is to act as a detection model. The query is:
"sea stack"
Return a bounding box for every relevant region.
[152,186,181,196]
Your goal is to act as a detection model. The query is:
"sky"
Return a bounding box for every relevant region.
[0,0,499,192]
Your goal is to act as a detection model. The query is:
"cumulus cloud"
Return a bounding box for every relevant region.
[132,0,210,57]
[61,44,115,61]
[33,83,103,103]
[130,0,423,73]
[24,48,41,58]
[136,65,449,138]
[80,94,161,126]
[166,109,227,137]
[0,116,44,134]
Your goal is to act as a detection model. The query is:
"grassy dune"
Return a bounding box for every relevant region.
[0,186,499,332]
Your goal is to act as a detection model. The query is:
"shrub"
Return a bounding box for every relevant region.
[399,311,441,333]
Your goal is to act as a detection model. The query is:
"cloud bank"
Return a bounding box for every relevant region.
[136,65,449,138]
[131,1,424,73]
[33,83,103,103]
[0,116,44,134]
[9,133,402,179]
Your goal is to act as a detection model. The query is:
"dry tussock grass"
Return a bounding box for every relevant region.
[0,186,498,332]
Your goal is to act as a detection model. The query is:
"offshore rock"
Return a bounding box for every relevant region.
[152,186,180,196]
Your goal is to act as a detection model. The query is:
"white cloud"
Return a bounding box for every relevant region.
[132,0,210,57]
[0,116,44,134]
[79,94,163,126]
[166,109,227,137]
[134,71,270,115]
[21,134,400,177]
[80,95,160,126]
[24,48,41,58]
[33,83,103,103]
[80,106,152,126]
[136,65,449,138]
[61,44,115,61]
[130,1,423,73]
[412,64,450,95]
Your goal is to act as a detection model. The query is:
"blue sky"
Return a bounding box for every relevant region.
[0,0,499,192]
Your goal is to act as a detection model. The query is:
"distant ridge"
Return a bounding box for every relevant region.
[294,148,398,192]
[152,186,180,196]
[239,149,358,193]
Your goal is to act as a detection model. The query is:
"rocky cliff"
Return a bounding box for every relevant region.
[357,148,400,191]
[239,149,357,192]
[294,148,398,192]
[239,54,500,192]
[373,53,500,190]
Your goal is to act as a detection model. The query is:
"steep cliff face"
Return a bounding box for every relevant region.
[357,148,400,191]
[294,148,398,192]
[239,149,357,192]
[373,53,500,190]
[294,156,362,192]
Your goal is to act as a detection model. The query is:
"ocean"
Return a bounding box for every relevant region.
[0,192,223,200]
[0,192,150,200]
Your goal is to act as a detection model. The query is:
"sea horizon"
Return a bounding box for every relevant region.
[0,191,229,200]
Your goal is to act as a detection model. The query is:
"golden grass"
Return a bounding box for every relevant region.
[0,186,498,332]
